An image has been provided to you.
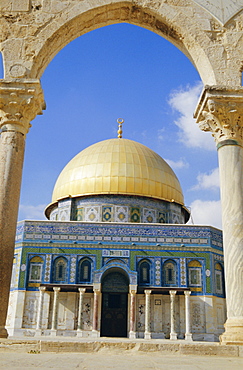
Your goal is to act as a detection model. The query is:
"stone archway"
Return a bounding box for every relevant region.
[0,1,243,344]
[100,269,129,337]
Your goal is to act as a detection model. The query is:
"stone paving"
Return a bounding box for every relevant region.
[1,337,243,369]
[1,351,243,370]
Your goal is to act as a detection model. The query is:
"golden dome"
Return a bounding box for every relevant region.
[49,138,185,208]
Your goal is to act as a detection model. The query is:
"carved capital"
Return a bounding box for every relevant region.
[0,80,45,135]
[194,86,243,147]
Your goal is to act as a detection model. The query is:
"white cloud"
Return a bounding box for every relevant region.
[158,128,165,141]
[165,158,189,170]
[168,82,215,151]
[18,204,46,221]
[192,168,220,191]
[188,199,222,229]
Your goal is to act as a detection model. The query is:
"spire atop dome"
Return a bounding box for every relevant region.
[117,118,124,138]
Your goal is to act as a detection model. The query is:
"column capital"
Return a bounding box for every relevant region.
[144,290,152,295]
[194,86,243,148]
[93,283,101,293]
[184,290,191,297]
[169,290,177,297]
[53,287,61,292]
[39,286,46,292]
[129,284,137,294]
[0,79,45,136]
[78,288,86,294]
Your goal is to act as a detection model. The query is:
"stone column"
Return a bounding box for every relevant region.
[169,290,177,340]
[0,80,45,338]
[92,285,101,338]
[35,286,46,336]
[184,291,192,341]
[77,288,86,337]
[195,86,243,344]
[144,289,152,340]
[51,287,60,335]
[129,285,137,339]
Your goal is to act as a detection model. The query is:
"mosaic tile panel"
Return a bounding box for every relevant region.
[131,207,140,223]
[85,206,100,222]
[143,208,156,223]
[76,207,83,221]
[180,258,187,286]
[114,206,129,222]
[155,258,161,285]
[44,254,52,282]
[102,206,112,222]
[70,255,77,283]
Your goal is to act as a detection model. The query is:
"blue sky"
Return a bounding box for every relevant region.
[0,23,221,228]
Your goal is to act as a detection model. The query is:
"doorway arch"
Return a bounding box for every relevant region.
[100,268,129,337]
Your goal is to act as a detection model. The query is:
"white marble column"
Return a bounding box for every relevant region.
[129,285,137,339]
[184,291,192,341]
[92,286,101,338]
[51,287,60,335]
[0,80,45,338]
[35,286,46,336]
[169,290,177,340]
[195,87,243,344]
[77,288,86,337]
[144,290,152,340]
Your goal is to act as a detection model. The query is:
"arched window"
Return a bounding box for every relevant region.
[163,260,177,286]
[139,260,150,285]
[188,260,202,287]
[215,263,224,295]
[53,257,68,283]
[29,256,44,282]
[78,258,91,283]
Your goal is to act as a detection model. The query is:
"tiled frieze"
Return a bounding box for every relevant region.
[18,221,222,244]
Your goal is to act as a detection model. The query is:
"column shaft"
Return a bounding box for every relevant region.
[92,289,100,337]
[0,131,25,338]
[169,290,177,340]
[144,290,151,340]
[77,288,85,336]
[36,287,46,333]
[184,291,192,341]
[51,287,60,333]
[218,144,243,344]
[129,292,136,338]
[0,80,45,338]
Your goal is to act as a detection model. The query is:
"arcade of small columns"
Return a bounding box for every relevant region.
[34,285,193,340]
[0,81,243,344]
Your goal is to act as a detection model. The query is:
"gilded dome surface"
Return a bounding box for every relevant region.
[51,138,184,205]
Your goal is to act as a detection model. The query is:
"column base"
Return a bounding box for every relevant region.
[129,331,136,339]
[91,330,100,338]
[76,329,85,337]
[50,329,57,337]
[0,326,8,338]
[220,317,243,345]
[185,333,193,341]
[170,332,178,340]
[144,331,151,340]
